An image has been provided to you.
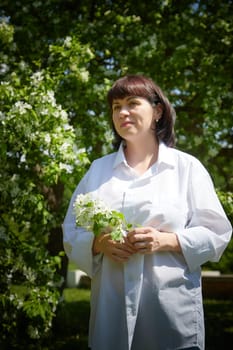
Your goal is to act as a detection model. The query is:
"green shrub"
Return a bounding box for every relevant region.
[0,232,62,349]
[204,190,233,273]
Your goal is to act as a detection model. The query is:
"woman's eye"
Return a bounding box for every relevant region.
[113,105,120,111]
[129,101,138,107]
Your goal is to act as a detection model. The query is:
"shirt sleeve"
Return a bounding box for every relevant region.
[62,169,102,278]
[177,159,232,272]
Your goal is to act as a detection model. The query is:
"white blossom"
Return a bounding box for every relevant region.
[31,71,44,85]
[79,68,89,82]
[20,154,26,163]
[0,111,6,120]
[64,36,72,48]
[59,163,73,173]
[73,193,132,241]
[12,101,32,115]
[0,63,9,74]
[60,142,70,151]
[41,90,56,107]
[63,123,73,131]
[44,133,51,144]
[60,110,68,120]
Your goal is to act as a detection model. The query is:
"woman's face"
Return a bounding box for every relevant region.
[112,96,161,143]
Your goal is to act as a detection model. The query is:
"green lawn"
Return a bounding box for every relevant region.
[51,288,233,350]
[52,288,91,350]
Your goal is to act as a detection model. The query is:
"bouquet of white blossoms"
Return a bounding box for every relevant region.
[73,193,132,241]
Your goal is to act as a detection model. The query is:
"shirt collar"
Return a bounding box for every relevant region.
[113,142,176,170]
[157,142,176,168]
[113,142,127,169]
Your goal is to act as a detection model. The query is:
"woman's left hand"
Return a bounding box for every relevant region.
[126,227,182,254]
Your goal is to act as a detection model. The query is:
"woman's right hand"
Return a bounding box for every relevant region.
[92,233,136,263]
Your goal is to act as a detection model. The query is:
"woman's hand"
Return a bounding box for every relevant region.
[126,227,182,254]
[92,233,136,263]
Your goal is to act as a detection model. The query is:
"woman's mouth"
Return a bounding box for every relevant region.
[120,121,133,127]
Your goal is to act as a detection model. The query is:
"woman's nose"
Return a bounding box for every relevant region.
[119,106,130,116]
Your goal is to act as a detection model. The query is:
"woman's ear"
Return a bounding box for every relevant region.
[153,103,163,121]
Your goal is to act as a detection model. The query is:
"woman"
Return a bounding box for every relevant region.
[63,75,232,350]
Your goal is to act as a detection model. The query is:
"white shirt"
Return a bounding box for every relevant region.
[63,143,232,350]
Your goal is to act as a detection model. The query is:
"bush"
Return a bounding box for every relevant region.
[204,190,233,273]
[0,232,62,349]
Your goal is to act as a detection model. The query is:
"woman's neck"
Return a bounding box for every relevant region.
[124,139,159,175]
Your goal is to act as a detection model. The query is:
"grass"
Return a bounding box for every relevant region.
[50,288,233,350]
[51,288,91,350]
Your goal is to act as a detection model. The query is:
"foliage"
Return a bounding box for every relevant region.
[0,13,90,347]
[0,0,232,346]
[204,190,233,273]
[0,234,61,348]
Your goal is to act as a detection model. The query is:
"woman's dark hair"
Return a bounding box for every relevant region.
[107,75,176,148]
